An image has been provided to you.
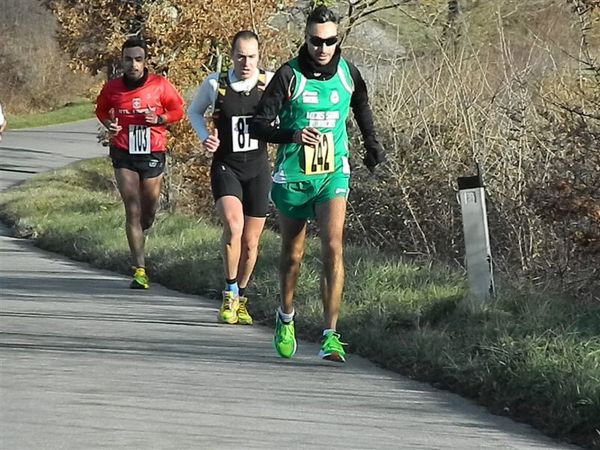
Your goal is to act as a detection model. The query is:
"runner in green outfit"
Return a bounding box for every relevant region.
[250,6,386,362]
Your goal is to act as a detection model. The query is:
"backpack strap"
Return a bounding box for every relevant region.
[257,69,266,90]
[212,69,229,120]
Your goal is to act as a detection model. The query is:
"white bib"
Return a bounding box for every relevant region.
[303,132,335,175]
[128,125,151,154]
[231,115,258,153]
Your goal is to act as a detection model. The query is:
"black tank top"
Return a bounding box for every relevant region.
[212,69,267,163]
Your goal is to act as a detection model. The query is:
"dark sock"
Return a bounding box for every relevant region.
[239,287,246,297]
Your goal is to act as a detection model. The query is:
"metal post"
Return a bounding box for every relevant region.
[457,163,495,300]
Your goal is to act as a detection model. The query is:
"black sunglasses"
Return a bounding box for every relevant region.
[308,35,338,47]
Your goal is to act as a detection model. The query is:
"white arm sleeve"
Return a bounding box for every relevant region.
[186,73,218,144]
[265,71,274,85]
[0,104,5,125]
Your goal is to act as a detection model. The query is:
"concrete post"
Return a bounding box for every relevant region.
[457,164,495,300]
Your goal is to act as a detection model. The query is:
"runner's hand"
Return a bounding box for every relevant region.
[363,138,386,173]
[145,111,163,125]
[107,117,122,135]
[293,127,321,146]
[203,128,219,153]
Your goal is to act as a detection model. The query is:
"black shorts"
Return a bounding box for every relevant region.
[210,157,271,218]
[109,147,166,179]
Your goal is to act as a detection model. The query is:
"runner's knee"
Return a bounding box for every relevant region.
[141,214,155,231]
[322,239,343,261]
[224,215,244,240]
[283,245,304,267]
[241,233,260,254]
[124,201,142,223]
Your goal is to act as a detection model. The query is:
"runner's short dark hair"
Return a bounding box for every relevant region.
[306,5,338,27]
[122,37,148,58]
[232,30,259,50]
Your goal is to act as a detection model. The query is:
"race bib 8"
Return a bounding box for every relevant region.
[128,125,151,154]
[231,115,259,153]
[303,132,335,175]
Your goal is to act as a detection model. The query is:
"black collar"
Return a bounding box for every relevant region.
[297,44,342,80]
[122,68,149,90]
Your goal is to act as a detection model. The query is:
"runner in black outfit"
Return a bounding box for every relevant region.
[187,31,273,325]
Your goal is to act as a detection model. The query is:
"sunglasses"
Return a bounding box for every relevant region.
[308,35,338,47]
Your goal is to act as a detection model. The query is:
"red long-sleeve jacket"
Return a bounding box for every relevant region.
[96,73,184,153]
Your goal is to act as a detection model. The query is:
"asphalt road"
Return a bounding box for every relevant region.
[0,121,578,449]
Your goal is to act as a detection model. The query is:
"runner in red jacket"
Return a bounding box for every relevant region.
[96,37,184,289]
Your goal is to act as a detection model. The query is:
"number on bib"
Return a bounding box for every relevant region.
[128,125,151,154]
[231,115,259,152]
[303,132,335,175]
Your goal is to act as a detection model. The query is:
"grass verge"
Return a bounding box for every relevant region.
[7,100,95,129]
[0,158,598,449]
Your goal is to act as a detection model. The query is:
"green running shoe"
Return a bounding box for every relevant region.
[130,267,149,289]
[273,311,296,358]
[319,331,347,363]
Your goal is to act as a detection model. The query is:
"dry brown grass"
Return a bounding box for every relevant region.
[346,0,600,298]
[159,1,599,299]
[0,0,95,114]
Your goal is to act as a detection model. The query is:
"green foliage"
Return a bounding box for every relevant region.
[7,101,94,129]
